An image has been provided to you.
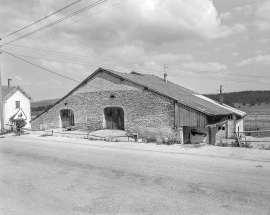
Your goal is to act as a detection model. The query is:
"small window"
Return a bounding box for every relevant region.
[218,126,225,130]
[228,115,233,120]
[15,101,20,109]
[110,94,115,99]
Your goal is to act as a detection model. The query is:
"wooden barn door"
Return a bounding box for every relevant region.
[60,109,75,128]
[104,107,124,130]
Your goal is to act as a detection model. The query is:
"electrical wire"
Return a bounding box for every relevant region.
[5,45,270,78]
[4,43,159,69]
[1,50,81,83]
[6,51,270,85]
[0,0,82,40]
[0,49,150,93]
[1,0,107,46]
[2,0,128,50]
[5,49,161,74]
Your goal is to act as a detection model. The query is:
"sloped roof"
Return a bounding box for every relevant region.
[196,95,246,117]
[31,67,246,121]
[2,86,32,101]
[2,86,17,99]
[105,69,245,116]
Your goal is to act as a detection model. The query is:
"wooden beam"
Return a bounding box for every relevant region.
[174,101,179,127]
[235,130,270,133]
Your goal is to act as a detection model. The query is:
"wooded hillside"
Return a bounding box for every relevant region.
[204,91,270,107]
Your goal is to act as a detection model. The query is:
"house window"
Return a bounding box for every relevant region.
[218,126,225,130]
[15,101,20,109]
[228,115,233,120]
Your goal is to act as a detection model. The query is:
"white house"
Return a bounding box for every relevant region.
[2,86,32,129]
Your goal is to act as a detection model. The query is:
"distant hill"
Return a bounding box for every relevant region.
[204,90,270,107]
[31,99,59,108]
[31,99,59,118]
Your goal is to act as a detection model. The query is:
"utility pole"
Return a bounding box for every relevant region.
[0,49,4,134]
[220,85,223,105]
[163,64,168,74]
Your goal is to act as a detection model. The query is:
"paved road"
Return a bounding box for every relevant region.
[0,137,269,215]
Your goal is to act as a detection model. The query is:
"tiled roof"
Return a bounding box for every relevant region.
[31,67,246,121]
[2,86,17,99]
[2,86,32,100]
[104,69,245,116]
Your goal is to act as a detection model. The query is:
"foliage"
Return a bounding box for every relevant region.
[31,104,53,112]
[13,118,27,128]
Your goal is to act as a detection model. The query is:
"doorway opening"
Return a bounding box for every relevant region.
[104,107,124,130]
[60,109,75,128]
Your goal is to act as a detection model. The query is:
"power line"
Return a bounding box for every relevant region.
[3,0,128,50]
[169,73,270,85]
[6,52,159,76]
[0,0,82,40]
[1,0,107,46]
[1,50,80,83]
[1,49,146,93]
[5,44,270,80]
[7,51,270,85]
[4,43,158,69]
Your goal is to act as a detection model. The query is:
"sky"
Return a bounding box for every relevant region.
[0,0,269,101]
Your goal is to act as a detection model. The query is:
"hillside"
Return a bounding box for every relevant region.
[31,99,59,119]
[31,99,59,108]
[204,90,270,107]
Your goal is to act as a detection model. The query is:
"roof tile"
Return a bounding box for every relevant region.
[106,69,244,116]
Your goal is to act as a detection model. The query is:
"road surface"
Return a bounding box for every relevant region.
[0,136,269,214]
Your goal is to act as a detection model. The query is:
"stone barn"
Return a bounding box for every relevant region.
[31,68,246,144]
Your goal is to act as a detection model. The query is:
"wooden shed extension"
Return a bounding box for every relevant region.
[174,102,209,128]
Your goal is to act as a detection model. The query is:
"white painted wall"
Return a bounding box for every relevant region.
[227,117,244,139]
[3,90,31,129]
[236,119,244,133]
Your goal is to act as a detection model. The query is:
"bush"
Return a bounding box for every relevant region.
[12,118,27,129]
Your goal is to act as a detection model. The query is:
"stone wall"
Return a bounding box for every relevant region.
[31,89,176,136]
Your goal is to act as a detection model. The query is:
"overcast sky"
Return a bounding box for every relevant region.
[0,0,269,101]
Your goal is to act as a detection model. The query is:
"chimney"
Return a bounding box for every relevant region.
[220,85,223,105]
[8,78,12,88]
[164,73,167,82]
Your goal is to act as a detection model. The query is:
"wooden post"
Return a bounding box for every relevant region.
[255,114,257,128]
[220,85,223,105]
[0,51,4,134]
[208,126,216,145]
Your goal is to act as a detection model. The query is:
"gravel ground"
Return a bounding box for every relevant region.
[0,135,269,215]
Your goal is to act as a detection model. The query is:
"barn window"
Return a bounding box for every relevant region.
[15,101,20,109]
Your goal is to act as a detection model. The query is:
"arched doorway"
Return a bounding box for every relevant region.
[60,109,75,128]
[104,107,124,130]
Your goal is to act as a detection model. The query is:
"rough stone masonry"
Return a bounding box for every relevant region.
[31,71,177,138]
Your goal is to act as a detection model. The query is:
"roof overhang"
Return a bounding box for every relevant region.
[195,95,247,117]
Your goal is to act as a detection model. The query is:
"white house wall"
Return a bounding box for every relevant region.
[4,90,31,128]
[227,117,244,139]
[236,119,244,133]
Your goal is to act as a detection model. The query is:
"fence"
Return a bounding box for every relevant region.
[28,129,137,142]
[244,114,270,130]
[235,130,270,147]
